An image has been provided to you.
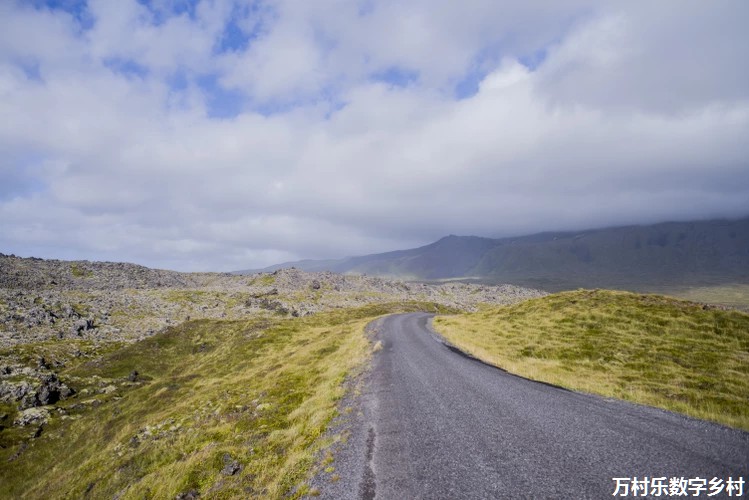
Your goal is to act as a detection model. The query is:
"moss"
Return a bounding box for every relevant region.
[70,264,92,278]
[253,274,277,286]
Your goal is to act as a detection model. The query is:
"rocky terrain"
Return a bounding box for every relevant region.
[0,253,544,440]
[0,253,544,348]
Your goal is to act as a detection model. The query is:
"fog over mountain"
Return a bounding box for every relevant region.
[245,218,749,291]
[1,1,748,271]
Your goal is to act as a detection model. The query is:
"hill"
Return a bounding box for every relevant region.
[240,217,749,293]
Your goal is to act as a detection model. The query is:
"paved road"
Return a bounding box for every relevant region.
[348,313,748,499]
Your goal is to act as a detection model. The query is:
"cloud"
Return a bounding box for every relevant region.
[0,0,747,271]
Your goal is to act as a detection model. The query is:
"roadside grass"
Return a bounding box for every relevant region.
[434,290,749,430]
[0,301,448,499]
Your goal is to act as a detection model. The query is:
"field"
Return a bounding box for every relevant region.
[650,283,749,312]
[433,290,749,430]
[0,302,449,499]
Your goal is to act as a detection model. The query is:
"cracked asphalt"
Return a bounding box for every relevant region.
[317,312,748,499]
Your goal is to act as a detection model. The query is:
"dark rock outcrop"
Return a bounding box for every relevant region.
[221,453,241,476]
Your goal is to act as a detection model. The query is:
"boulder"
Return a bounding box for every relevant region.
[175,490,200,500]
[72,318,95,335]
[17,374,74,408]
[14,407,49,426]
[221,453,241,476]
[0,380,31,403]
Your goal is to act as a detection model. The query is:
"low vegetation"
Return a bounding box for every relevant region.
[651,283,749,312]
[0,301,448,499]
[70,263,92,278]
[433,290,749,430]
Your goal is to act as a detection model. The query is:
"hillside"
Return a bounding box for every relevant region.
[242,217,749,292]
[0,254,543,347]
[433,289,749,430]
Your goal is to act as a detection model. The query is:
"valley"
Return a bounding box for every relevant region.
[1,219,748,498]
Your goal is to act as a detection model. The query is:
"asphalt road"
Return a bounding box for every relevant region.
[339,312,749,499]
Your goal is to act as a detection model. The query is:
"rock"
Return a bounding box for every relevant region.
[221,453,241,476]
[59,384,75,399]
[62,305,79,319]
[127,370,139,382]
[39,374,65,405]
[15,374,75,408]
[0,380,32,403]
[14,407,49,426]
[72,318,95,335]
[0,253,546,349]
[175,489,200,499]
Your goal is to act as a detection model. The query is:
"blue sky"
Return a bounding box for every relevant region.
[1,0,748,271]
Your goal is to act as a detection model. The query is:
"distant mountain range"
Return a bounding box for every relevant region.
[236,218,749,291]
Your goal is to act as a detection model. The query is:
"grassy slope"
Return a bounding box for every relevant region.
[433,290,749,430]
[0,302,449,499]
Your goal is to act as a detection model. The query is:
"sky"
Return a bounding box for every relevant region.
[1,0,748,272]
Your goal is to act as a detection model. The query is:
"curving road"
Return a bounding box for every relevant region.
[326,313,749,499]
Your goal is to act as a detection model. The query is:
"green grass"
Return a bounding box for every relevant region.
[434,290,749,430]
[252,274,277,286]
[0,301,448,499]
[70,264,92,278]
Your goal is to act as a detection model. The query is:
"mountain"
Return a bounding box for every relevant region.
[237,217,749,291]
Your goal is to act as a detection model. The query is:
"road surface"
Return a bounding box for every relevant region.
[320,313,748,499]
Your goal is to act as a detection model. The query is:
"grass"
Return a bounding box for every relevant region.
[433,289,749,430]
[0,301,447,499]
[252,274,277,286]
[647,283,749,312]
[70,264,92,278]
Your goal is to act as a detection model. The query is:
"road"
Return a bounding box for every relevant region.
[324,312,748,499]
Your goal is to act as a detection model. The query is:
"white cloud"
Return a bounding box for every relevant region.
[0,0,747,271]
